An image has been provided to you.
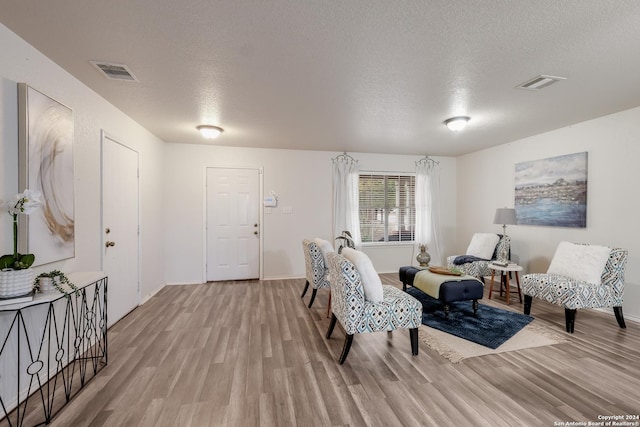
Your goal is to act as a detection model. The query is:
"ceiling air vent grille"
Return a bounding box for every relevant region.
[90,61,139,82]
[515,74,566,91]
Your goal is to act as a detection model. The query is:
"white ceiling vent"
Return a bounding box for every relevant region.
[515,74,566,91]
[90,61,139,82]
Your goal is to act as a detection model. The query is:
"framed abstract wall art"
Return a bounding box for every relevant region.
[514,152,587,228]
[18,83,75,265]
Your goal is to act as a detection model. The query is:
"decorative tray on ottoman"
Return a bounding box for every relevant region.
[427,266,462,276]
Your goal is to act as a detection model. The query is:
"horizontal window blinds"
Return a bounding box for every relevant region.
[359,174,416,243]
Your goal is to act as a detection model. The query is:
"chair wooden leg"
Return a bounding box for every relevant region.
[410,328,419,355]
[338,334,354,365]
[326,314,337,339]
[565,308,576,333]
[614,306,627,329]
[301,280,310,298]
[308,288,318,308]
[524,295,532,315]
[326,292,332,318]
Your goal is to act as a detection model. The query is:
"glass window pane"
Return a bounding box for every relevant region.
[358,173,417,243]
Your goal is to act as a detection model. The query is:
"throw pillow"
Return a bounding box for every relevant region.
[547,241,611,285]
[341,248,384,303]
[466,233,500,259]
[313,238,335,266]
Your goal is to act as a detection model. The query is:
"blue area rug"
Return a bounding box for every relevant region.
[405,286,534,349]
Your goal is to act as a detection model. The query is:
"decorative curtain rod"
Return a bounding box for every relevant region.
[415,155,440,167]
[332,151,359,165]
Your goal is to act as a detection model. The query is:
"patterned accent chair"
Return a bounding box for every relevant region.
[522,247,627,333]
[325,252,422,365]
[301,239,331,308]
[446,234,511,283]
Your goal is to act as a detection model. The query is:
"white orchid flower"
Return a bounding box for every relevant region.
[18,189,43,214]
[2,189,43,215]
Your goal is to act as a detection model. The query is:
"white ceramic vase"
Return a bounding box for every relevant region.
[38,276,57,293]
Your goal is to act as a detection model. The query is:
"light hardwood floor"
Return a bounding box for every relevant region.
[32,274,640,426]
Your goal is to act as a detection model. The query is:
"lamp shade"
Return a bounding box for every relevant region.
[494,208,517,225]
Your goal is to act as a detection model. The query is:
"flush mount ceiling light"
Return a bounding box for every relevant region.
[444,116,470,132]
[196,125,224,139]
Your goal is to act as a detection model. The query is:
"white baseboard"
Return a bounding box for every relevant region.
[262,275,305,281]
[164,281,203,286]
[594,307,640,325]
[141,284,166,304]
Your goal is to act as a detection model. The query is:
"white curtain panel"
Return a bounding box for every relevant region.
[332,159,361,247]
[415,161,443,265]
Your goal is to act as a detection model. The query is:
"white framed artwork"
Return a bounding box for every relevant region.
[18,83,75,266]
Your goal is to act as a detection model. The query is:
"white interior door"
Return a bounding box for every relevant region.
[206,168,260,281]
[101,132,140,326]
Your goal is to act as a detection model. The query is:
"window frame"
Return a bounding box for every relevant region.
[358,171,416,247]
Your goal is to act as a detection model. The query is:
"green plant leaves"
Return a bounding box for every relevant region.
[0,253,35,270]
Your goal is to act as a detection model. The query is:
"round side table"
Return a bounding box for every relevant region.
[487,263,523,305]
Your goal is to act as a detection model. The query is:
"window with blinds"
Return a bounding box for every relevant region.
[359,173,416,243]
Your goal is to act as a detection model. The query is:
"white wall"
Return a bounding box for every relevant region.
[457,106,640,320]
[163,144,457,283]
[0,24,165,302]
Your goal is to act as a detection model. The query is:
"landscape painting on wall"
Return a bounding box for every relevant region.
[514,152,587,228]
[18,83,75,266]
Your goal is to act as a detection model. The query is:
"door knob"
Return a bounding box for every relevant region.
[105,241,116,247]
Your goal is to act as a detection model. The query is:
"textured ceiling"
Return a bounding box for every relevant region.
[2,1,640,156]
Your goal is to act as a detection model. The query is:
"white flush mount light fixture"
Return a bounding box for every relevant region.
[444,116,470,132]
[196,125,224,139]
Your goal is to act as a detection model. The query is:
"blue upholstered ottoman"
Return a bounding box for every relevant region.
[399,266,484,319]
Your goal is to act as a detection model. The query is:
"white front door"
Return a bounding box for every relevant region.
[101,132,140,326]
[206,168,260,281]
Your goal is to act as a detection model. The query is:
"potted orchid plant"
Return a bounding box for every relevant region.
[0,189,42,298]
[0,189,42,269]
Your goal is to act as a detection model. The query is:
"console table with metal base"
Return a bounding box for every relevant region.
[0,272,107,427]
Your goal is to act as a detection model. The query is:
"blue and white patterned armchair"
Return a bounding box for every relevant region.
[301,239,331,308]
[325,251,422,364]
[522,247,627,333]
[446,234,511,282]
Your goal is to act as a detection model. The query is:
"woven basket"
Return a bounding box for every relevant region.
[0,268,34,298]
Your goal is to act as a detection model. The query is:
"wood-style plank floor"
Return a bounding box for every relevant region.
[38,274,640,426]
